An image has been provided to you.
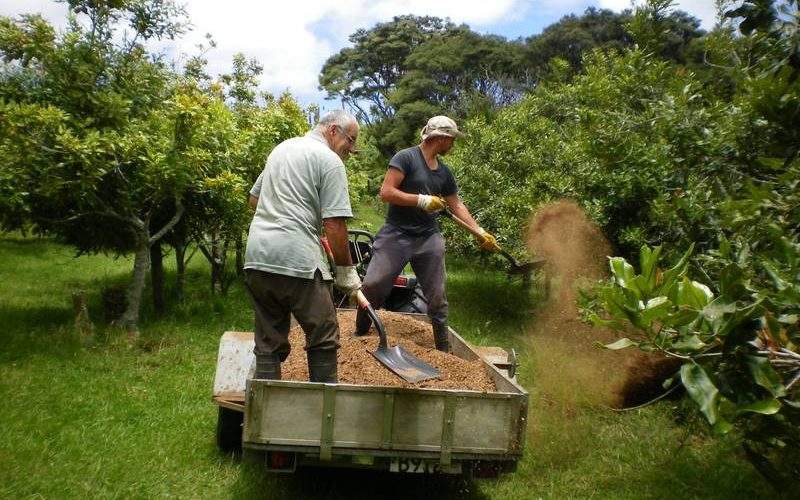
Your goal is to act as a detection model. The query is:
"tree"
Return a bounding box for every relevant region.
[0,1,195,332]
[320,15,529,156]
[523,4,707,82]
[318,15,453,124]
[522,7,633,78]
[380,28,525,151]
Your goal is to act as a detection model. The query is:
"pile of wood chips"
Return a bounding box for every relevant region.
[281,309,497,392]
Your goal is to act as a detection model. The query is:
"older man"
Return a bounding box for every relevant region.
[245,110,361,383]
[355,115,499,352]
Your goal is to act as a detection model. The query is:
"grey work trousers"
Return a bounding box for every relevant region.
[244,269,339,360]
[358,225,448,329]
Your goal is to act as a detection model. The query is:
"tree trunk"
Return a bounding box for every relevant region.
[211,231,227,295]
[150,239,165,316]
[119,236,150,335]
[175,242,186,302]
[235,235,244,276]
[220,238,232,294]
[117,199,184,335]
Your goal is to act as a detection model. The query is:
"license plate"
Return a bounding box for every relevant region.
[389,457,442,474]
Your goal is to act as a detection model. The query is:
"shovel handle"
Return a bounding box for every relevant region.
[443,209,527,270]
[443,209,486,240]
[355,289,388,350]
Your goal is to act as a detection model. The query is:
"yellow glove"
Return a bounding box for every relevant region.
[475,228,501,253]
[416,194,446,212]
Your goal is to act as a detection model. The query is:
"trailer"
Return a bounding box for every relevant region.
[212,314,528,479]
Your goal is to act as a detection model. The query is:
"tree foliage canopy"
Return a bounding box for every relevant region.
[443,0,799,484]
[0,0,307,330]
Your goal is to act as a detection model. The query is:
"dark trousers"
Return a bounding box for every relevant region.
[244,269,339,360]
[359,225,448,328]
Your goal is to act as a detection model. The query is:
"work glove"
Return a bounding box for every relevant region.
[416,194,446,213]
[334,265,361,296]
[475,228,501,253]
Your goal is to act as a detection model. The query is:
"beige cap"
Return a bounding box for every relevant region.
[420,115,466,141]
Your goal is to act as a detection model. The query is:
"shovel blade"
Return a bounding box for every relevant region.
[371,345,440,383]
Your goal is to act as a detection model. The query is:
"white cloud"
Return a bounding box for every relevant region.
[176,0,528,101]
[0,0,722,106]
[598,0,720,29]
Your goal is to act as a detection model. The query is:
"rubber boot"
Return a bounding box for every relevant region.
[432,322,450,353]
[254,353,281,380]
[308,349,338,383]
[353,307,372,337]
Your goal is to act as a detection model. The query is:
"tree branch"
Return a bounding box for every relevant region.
[149,199,185,244]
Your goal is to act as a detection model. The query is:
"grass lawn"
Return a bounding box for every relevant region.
[0,230,787,499]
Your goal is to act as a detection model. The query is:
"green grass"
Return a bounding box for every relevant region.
[349,198,386,234]
[0,233,791,499]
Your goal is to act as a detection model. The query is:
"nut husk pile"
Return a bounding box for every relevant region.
[281,310,497,392]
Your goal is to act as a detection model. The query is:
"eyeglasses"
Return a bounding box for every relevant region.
[336,125,356,146]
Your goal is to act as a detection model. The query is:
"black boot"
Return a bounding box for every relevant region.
[432,322,450,353]
[353,307,372,337]
[254,353,281,380]
[308,349,338,383]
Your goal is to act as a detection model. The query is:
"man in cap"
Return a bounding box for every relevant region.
[245,109,362,383]
[354,115,500,352]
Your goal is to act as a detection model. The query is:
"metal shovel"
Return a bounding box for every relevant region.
[354,290,440,383]
[442,209,544,281]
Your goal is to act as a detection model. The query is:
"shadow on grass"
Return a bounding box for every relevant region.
[229,460,491,500]
[0,234,62,254]
[0,304,86,362]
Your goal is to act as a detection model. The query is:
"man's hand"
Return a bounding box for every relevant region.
[416,194,446,212]
[334,265,361,295]
[475,228,501,253]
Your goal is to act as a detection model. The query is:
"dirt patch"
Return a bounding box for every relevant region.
[281,310,497,392]
[525,199,672,408]
[617,353,683,407]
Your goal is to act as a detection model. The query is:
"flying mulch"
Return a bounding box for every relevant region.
[281,309,497,392]
[525,199,678,408]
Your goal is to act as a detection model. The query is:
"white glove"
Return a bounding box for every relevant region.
[416,194,446,212]
[334,265,361,295]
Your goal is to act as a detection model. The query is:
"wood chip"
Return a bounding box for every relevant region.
[281,310,497,392]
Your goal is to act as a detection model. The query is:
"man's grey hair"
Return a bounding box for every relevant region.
[315,109,355,131]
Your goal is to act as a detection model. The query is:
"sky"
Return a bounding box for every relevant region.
[0,0,721,110]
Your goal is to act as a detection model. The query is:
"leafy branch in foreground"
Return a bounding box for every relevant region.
[584,240,799,486]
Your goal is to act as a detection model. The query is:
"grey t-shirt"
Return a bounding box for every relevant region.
[385,146,458,236]
[245,130,352,279]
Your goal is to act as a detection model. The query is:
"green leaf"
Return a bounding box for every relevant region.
[778,314,798,324]
[701,297,737,322]
[609,257,641,298]
[681,362,726,427]
[639,296,673,327]
[637,245,661,294]
[671,335,706,351]
[718,263,747,300]
[712,420,733,435]
[736,399,782,416]
[666,307,701,327]
[744,355,787,398]
[661,244,693,297]
[676,277,713,309]
[597,338,638,350]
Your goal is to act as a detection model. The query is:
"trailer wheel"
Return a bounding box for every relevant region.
[216,406,243,454]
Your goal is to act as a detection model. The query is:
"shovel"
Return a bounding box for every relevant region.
[354,290,440,383]
[442,209,544,281]
[320,236,439,383]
